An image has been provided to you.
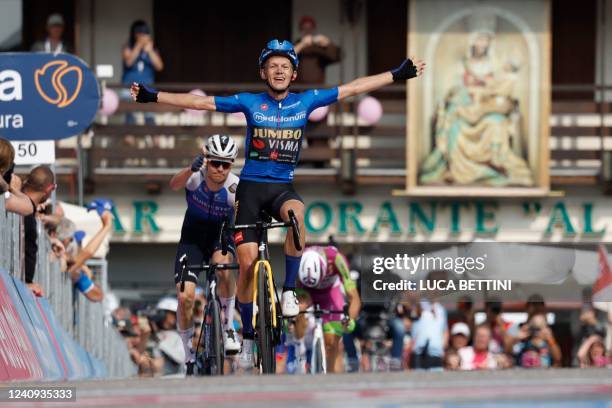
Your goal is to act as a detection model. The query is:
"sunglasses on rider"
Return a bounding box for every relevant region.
[208,160,231,170]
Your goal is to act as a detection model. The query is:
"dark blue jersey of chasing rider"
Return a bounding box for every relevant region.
[214,88,338,182]
[181,168,239,238]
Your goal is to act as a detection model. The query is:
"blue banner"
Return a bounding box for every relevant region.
[0,52,100,140]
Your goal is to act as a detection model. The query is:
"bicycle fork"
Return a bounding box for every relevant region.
[311,317,327,374]
[252,260,277,329]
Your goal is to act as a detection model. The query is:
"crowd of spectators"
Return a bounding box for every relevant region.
[1,137,110,302]
[394,293,611,372]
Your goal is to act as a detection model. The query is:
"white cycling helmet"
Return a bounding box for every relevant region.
[156,296,178,313]
[205,134,238,162]
[299,250,326,288]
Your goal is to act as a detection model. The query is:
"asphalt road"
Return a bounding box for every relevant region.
[2,369,612,408]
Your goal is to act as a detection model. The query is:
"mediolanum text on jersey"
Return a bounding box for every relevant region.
[253,127,303,140]
[253,111,307,123]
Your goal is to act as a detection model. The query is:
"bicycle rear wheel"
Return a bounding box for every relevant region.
[256,263,276,374]
[202,298,224,375]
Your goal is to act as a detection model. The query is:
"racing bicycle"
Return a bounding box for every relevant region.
[221,209,302,374]
[179,255,240,376]
[299,304,348,374]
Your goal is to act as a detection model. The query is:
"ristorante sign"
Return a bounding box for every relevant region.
[102,195,612,243]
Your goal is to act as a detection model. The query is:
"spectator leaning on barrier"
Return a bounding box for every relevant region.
[0,138,33,216]
[31,13,73,54]
[21,165,56,296]
[56,208,112,303]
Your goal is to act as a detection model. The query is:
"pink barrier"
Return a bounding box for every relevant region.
[0,268,106,381]
[0,271,44,381]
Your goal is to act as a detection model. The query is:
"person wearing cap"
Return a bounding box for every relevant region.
[449,322,471,351]
[150,296,188,376]
[132,37,425,369]
[294,16,341,84]
[31,13,72,54]
[169,134,240,374]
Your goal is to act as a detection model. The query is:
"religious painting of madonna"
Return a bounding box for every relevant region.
[405,0,551,197]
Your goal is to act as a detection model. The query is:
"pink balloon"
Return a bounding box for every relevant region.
[100,88,119,115]
[308,106,329,122]
[357,96,383,125]
[185,89,207,116]
[230,112,245,120]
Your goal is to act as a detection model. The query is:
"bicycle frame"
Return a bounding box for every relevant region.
[221,210,302,374]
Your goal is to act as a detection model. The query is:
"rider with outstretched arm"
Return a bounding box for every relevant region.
[131,40,425,368]
[169,135,240,375]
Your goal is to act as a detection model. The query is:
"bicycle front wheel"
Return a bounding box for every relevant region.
[203,298,224,375]
[312,338,325,374]
[256,263,276,374]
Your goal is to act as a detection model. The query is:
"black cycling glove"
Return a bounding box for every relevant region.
[391,59,418,81]
[135,83,158,103]
[191,155,204,172]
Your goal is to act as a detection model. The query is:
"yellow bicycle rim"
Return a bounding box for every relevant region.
[252,260,277,328]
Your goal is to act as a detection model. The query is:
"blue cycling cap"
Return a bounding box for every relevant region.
[259,39,299,68]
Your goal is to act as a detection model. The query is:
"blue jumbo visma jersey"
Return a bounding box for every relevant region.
[214,88,338,183]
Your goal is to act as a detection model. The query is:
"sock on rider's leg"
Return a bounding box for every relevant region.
[237,300,254,339]
[178,326,195,363]
[219,296,236,331]
[283,254,302,290]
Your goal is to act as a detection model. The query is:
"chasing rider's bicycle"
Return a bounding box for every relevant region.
[299,304,349,374]
[179,255,240,376]
[221,210,302,374]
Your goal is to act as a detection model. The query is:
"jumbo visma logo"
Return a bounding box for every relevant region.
[34,60,83,108]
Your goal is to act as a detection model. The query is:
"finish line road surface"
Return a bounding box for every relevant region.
[2,369,612,408]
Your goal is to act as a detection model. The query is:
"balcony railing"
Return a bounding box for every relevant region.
[50,83,612,195]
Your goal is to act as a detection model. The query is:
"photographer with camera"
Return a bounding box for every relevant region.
[144,297,186,377]
[513,314,561,368]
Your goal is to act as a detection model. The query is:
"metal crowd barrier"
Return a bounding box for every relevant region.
[0,198,23,279]
[0,197,136,378]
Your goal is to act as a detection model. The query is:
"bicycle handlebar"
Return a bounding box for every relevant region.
[186,263,240,272]
[299,303,351,324]
[178,253,239,292]
[221,209,302,253]
[299,309,346,316]
[288,209,302,251]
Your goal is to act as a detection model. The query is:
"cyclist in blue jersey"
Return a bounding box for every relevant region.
[169,134,240,374]
[132,39,425,368]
